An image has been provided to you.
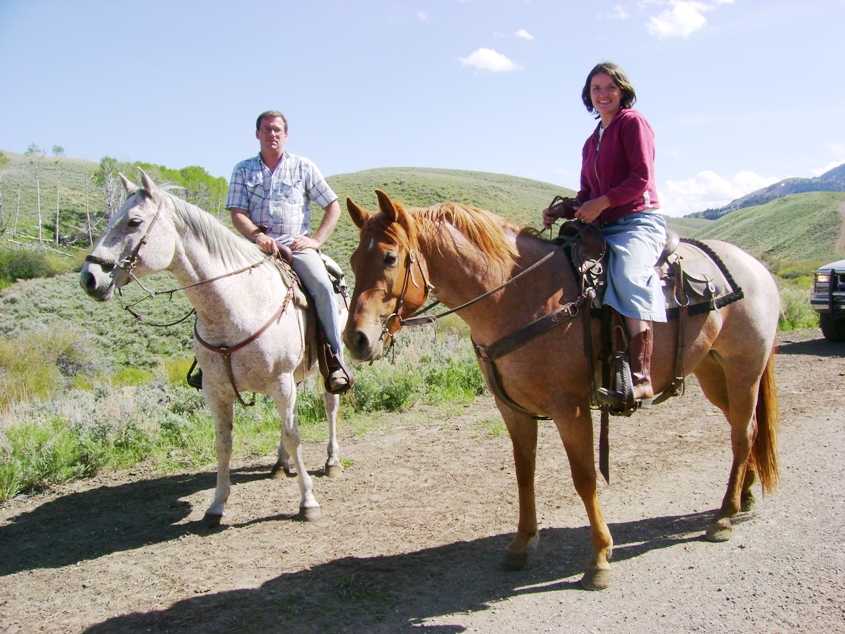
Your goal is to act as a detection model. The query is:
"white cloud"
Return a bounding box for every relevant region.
[812,160,845,177]
[660,169,779,216]
[417,11,429,22]
[645,0,734,39]
[515,28,534,40]
[459,48,520,73]
[611,5,630,19]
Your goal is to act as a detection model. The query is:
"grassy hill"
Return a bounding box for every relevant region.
[4,146,844,265]
[0,150,105,245]
[666,216,712,236]
[687,191,845,262]
[0,151,581,275]
[323,167,575,272]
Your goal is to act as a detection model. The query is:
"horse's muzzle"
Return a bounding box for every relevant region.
[343,327,384,362]
[79,264,116,301]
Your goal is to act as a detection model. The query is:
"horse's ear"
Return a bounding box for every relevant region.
[375,190,398,221]
[375,189,413,235]
[119,173,139,195]
[346,197,372,229]
[138,168,158,195]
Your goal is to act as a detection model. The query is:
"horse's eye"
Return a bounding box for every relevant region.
[383,253,397,267]
[127,217,143,227]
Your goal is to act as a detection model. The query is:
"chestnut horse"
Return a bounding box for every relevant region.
[343,190,779,590]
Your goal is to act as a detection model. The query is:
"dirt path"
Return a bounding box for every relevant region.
[1,329,844,633]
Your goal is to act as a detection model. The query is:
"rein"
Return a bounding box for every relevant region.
[85,193,296,404]
[113,253,276,327]
[194,285,295,407]
[388,247,560,334]
[385,242,595,420]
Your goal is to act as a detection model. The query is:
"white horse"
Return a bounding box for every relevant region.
[80,170,344,524]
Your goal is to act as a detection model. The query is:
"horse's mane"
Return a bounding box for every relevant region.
[373,201,523,270]
[149,188,265,269]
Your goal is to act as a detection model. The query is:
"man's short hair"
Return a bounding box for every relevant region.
[256,110,288,133]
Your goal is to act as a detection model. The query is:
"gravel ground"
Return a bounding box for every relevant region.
[0,328,843,633]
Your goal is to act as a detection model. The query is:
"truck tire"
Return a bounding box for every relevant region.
[820,313,845,342]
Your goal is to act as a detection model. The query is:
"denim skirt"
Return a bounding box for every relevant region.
[601,211,667,323]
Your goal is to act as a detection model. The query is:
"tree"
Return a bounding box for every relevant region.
[52,145,65,246]
[0,151,9,231]
[11,162,25,237]
[93,156,128,220]
[178,165,228,214]
[84,168,94,246]
[25,143,45,242]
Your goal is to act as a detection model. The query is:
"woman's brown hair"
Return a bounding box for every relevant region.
[581,62,637,118]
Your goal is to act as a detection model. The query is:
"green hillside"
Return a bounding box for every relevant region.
[0,150,104,243]
[323,167,575,271]
[688,191,845,261]
[4,146,844,266]
[666,216,712,236]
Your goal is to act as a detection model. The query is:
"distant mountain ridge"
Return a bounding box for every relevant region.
[688,162,845,220]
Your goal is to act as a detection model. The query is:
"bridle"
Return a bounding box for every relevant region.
[380,250,434,341]
[84,187,299,406]
[84,191,274,326]
[379,245,560,342]
[84,191,164,280]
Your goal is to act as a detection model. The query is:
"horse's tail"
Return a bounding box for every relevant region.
[751,345,779,494]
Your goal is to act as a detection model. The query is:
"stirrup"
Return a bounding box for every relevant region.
[596,386,633,411]
[596,384,652,415]
[325,362,354,395]
[186,359,203,390]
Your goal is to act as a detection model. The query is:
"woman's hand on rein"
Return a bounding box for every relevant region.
[574,197,609,224]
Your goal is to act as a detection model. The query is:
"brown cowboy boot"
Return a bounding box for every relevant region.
[629,328,654,401]
[596,326,654,408]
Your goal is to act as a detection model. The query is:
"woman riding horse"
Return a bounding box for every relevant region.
[543,61,665,408]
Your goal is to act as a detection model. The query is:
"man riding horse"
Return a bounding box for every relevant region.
[189,110,353,394]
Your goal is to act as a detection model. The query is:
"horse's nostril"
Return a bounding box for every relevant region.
[80,271,95,292]
[347,330,371,357]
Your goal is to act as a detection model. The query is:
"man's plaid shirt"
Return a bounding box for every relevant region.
[225,152,337,246]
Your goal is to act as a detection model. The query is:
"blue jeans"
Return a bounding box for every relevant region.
[291,248,344,359]
[601,212,667,323]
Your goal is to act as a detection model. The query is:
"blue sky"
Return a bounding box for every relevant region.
[1,0,844,216]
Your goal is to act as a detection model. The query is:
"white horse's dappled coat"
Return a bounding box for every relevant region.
[80,170,344,524]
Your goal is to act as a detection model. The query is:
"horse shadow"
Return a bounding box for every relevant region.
[80,510,741,634]
[0,464,312,577]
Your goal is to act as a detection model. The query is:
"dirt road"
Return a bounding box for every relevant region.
[1,328,843,633]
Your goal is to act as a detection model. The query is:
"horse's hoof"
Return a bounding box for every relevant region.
[324,463,343,478]
[499,549,529,571]
[705,517,733,542]
[581,566,611,591]
[299,506,321,521]
[203,513,224,528]
[270,462,295,479]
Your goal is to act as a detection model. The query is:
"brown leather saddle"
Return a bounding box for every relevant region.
[552,215,745,481]
[555,219,743,319]
[555,218,744,417]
